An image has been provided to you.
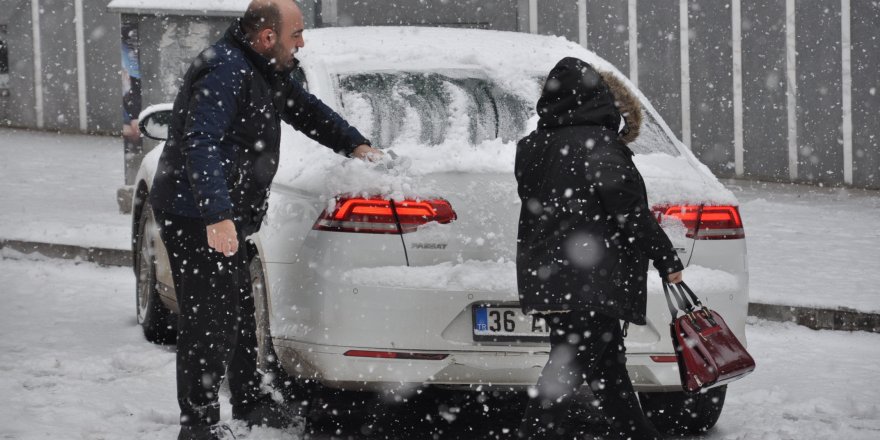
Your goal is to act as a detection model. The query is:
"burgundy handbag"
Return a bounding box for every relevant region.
[663,281,756,392]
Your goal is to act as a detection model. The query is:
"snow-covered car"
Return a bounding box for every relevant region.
[132,26,749,434]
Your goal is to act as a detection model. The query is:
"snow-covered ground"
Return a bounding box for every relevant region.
[729,180,880,313]
[0,129,129,250]
[1,253,878,439]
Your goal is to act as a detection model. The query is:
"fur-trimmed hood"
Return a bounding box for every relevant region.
[535,57,642,144]
[536,57,621,133]
[599,71,642,144]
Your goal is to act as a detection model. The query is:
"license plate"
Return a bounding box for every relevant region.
[472,305,550,342]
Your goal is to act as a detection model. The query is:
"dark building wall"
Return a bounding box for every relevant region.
[0,24,8,124]
[636,1,681,137]
[4,2,35,128]
[537,0,579,40]
[517,0,529,32]
[333,0,520,30]
[84,0,121,134]
[795,0,842,185]
[851,1,880,188]
[585,0,629,74]
[689,0,734,176]
[2,0,120,134]
[39,0,79,131]
[741,0,788,181]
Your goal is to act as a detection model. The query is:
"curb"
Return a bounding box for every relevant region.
[747,302,880,334]
[1,239,131,268]
[2,239,878,334]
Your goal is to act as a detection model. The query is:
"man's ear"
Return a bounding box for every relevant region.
[255,27,275,50]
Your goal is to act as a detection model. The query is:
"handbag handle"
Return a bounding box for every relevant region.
[663,281,718,327]
[663,282,690,319]
[662,281,702,317]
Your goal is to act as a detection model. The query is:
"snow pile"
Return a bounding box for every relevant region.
[647,266,741,295]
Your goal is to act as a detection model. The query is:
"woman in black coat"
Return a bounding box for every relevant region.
[516,57,684,439]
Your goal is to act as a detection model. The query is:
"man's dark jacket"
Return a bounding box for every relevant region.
[150,20,369,236]
[515,57,684,324]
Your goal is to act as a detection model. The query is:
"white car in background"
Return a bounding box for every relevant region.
[132,26,749,435]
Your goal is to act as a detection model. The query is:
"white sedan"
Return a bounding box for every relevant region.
[131,26,749,435]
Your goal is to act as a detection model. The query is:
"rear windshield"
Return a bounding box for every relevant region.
[337,72,532,147]
[336,71,680,156]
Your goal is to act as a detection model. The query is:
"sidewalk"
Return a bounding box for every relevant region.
[1,128,878,331]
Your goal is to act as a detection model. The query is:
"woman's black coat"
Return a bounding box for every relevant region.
[515,57,684,324]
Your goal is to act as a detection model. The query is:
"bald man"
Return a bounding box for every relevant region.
[149,1,380,438]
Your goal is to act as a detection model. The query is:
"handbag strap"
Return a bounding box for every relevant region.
[676,281,703,308]
[662,281,692,320]
[663,281,719,327]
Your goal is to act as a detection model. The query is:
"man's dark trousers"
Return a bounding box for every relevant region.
[155,210,263,427]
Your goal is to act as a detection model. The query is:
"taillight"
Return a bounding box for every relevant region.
[313,197,457,234]
[653,205,745,240]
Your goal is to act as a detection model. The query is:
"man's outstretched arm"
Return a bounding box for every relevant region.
[280,78,381,160]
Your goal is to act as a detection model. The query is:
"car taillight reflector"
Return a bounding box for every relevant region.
[343,350,449,361]
[654,205,745,240]
[313,197,456,234]
[650,355,678,363]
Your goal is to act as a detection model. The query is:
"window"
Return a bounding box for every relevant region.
[336,69,680,156]
[336,71,533,148]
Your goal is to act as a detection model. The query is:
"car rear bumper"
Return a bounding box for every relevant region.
[266,262,747,394]
[273,339,686,392]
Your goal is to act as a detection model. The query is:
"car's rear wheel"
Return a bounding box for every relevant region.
[639,385,727,436]
[251,252,281,374]
[135,203,176,344]
[250,252,311,422]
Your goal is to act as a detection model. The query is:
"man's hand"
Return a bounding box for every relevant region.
[206,219,238,257]
[351,144,383,162]
[667,271,683,284]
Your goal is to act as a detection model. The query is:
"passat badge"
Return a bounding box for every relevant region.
[411,243,447,250]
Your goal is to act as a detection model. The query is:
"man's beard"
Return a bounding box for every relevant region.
[271,42,294,71]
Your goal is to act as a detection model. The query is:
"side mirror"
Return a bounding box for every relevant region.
[138,103,173,141]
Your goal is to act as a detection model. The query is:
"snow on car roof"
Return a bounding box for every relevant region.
[275,27,735,206]
[107,0,248,16]
[299,26,621,96]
